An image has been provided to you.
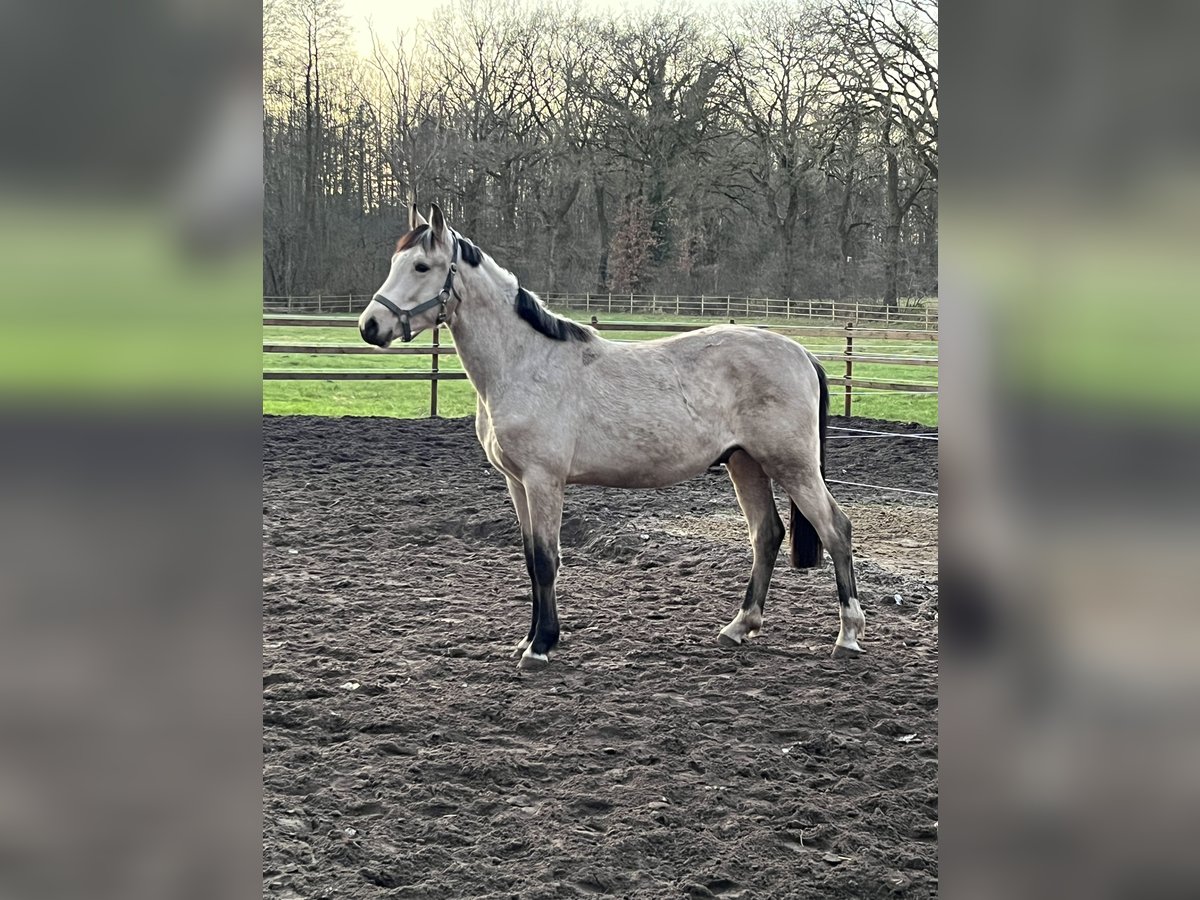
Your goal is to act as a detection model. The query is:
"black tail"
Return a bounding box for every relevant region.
[789,356,829,568]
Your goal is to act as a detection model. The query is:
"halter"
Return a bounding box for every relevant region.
[371,237,462,343]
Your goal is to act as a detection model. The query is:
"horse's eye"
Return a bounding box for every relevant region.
[415,263,430,273]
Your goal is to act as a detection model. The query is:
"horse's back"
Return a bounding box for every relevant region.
[563,326,821,485]
[617,325,819,410]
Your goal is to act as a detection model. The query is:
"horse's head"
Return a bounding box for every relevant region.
[359,203,459,346]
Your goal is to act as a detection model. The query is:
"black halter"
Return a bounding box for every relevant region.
[372,238,461,343]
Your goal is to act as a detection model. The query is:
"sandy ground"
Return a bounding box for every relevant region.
[264,414,938,899]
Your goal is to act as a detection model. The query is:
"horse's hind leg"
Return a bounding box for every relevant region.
[719,451,785,647]
[783,470,866,657]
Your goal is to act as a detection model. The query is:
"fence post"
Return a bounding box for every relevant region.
[608,293,612,313]
[855,300,860,320]
[586,293,590,312]
[430,327,440,417]
[925,304,930,329]
[675,295,680,316]
[727,295,732,318]
[317,294,323,314]
[700,295,705,316]
[786,297,792,318]
[630,293,634,314]
[288,296,293,313]
[844,322,854,417]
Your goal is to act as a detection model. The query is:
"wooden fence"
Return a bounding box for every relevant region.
[263,316,938,417]
[265,293,938,329]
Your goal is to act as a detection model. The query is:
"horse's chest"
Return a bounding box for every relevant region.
[476,411,520,477]
[476,408,561,480]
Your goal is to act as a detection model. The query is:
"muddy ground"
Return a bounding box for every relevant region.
[263,415,938,899]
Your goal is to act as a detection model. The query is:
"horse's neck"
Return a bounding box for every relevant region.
[447,256,540,401]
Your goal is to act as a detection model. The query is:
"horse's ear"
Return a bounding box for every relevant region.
[408,204,428,231]
[429,203,449,245]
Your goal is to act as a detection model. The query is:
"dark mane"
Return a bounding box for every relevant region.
[455,235,483,266]
[514,287,592,342]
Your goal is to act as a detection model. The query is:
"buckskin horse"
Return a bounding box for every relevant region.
[359,204,865,670]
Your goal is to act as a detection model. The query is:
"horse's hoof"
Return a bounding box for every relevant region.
[831,641,863,659]
[717,632,742,648]
[512,641,531,658]
[746,627,763,639]
[518,650,550,671]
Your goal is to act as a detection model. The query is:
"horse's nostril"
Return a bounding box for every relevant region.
[362,316,379,343]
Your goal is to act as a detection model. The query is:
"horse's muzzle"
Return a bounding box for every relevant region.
[360,315,386,347]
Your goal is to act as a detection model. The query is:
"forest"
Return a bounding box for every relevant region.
[263,0,937,306]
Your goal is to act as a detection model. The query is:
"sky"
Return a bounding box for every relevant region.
[339,0,720,57]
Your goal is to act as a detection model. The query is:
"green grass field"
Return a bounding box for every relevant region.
[263,310,939,425]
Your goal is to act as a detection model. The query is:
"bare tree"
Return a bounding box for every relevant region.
[587,11,726,261]
[724,0,840,300]
[831,0,938,305]
[607,199,656,294]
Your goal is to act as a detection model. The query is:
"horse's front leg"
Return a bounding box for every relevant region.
[516,470,565,671]
[504,476,538,657]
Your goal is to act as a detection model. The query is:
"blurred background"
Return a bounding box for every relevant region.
[944,1,1200,897]
[0,2,261,900]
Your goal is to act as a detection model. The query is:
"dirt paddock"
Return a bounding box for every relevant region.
[263,415,938,899]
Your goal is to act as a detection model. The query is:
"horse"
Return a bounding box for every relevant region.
[359,204,866,670]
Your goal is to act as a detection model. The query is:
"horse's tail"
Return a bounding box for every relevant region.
[789,354,828,568]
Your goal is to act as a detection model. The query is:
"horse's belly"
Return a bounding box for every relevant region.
[567,433,725,488]
[567,467,703,488]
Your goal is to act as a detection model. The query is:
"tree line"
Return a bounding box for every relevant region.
[264,0,937,306]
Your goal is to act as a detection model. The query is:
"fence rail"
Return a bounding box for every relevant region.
[262,315,937,343]
[262,343,459,355]
[263,315,938,417]
[262,371,470,381]
[265,293,938,328]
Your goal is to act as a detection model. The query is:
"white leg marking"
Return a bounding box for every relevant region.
[834,597,866,654]
[518,647,550,670]
[719,606,764,646]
